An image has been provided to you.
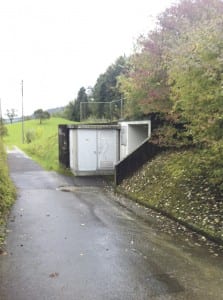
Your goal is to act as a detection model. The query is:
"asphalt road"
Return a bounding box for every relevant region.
[0,148,223,300]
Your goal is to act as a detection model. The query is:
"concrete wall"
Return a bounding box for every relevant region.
[119,121,151,160]
[115,141,165,185]
[128,124,148,153]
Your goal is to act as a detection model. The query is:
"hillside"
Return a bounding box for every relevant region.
[118,146,223,245]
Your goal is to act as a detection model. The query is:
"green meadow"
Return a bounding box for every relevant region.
[5,118,74,171]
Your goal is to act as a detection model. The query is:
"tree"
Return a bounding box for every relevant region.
[118,31,173,119]
[118,0,223,130]
[158,0,223,143]
[34,109,50,124]
[167,16,223,142]
[63,87,89,122]
[6,109,17,124]
[63,101,75,121]
[92,56,128,119]
[77,87,89,121]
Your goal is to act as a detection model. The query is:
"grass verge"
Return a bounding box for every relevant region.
[5,117,74,172]
[0,139,16,250]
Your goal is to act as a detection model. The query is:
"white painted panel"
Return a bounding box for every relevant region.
[69,130,74,169]
[128,124,149,153]
[120,126,128,160]
[77,129,97,171]
[98,130,117,169]
[118,121,151,160]
[120,126,127,146]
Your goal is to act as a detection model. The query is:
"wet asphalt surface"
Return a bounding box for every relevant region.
[0,148,223,300]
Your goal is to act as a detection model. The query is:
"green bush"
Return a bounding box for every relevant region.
[25,129,36,143]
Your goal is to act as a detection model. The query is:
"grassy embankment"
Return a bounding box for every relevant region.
[5,117,74,171]
[0,139,16,249]
[118,143,223,244]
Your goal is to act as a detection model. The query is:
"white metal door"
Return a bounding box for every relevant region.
[77,129,97,171]
[97,130,117,170]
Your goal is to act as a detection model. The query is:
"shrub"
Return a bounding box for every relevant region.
[25,129,36,143]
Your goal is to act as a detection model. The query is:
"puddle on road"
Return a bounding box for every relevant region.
[56,186,101,193]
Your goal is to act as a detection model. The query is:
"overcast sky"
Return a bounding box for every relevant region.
[0,0,176,117]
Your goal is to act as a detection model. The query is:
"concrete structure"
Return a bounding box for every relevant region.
[119,120,151,160]
[68,124,120,176]
[58,120,151,176]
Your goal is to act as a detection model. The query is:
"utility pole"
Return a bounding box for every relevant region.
[21,80,24,143]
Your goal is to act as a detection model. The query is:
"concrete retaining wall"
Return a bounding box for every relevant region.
[114,140,165,185]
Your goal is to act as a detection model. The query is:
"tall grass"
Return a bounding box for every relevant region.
[5,117,74,171]
[0,139,16,247]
